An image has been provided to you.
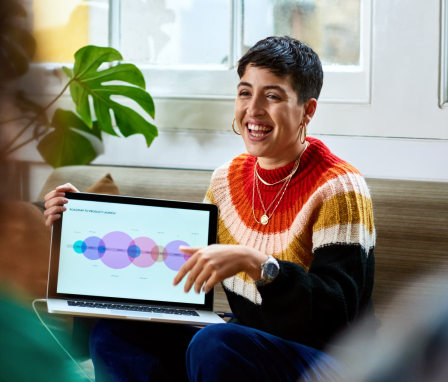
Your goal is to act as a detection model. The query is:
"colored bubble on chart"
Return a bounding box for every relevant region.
[74,236,106,260]
[151,245,168,263]
[164,240,191,271]
[73,240,87,254]
[99,231,134,269]
[129,236,158,268]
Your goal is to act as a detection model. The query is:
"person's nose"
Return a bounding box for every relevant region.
[247,94,266,117]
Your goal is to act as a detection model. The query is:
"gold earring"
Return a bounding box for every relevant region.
[299,122,307,144]
[232,118,241,135]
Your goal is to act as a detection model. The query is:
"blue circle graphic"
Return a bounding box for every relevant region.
[73,240,87,253]
[127,245,141,258]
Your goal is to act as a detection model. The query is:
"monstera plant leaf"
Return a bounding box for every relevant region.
[37,109,102,168]
[62,45,157,146]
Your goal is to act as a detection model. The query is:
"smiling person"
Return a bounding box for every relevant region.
[45,36,376,381]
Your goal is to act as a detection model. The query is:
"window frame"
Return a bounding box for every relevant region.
[440,0,448,108]
[24,0,372,105]
[134,0,372,104]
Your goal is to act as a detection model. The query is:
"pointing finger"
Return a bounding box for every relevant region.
[184,257,206,293]
[178,246,202,254]
[173,254,197,286]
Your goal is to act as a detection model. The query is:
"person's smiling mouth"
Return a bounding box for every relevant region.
[247,123,273,139]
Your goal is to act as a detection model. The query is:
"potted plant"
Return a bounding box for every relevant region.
[0,1,157,168]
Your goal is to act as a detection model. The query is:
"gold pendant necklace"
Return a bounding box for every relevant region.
[252,142,308,225]
[253,166,294,225]
[260,214,269,225]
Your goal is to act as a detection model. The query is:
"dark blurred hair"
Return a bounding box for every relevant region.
[237,36,323,104]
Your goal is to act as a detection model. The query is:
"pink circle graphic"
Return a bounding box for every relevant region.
[164,240,191,271]
[130,237,158,268]
[100,231,133,269]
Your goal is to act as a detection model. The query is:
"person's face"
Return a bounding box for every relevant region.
[235,65,316,169]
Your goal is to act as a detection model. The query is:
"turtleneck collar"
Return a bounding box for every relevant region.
[254,138,316,184]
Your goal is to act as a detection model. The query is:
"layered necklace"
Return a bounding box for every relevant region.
[252,142,309,225]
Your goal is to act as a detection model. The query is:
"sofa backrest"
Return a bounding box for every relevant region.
[38,165,213,202]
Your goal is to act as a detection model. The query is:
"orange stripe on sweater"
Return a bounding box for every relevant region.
[227,154,362,234]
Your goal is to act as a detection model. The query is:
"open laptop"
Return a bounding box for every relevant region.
[46,191,225,326]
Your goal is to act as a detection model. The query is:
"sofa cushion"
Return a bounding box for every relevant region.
[85,173,120,195]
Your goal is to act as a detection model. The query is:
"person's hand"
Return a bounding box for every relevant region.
[43,183,79,227]
[173,244,268,294]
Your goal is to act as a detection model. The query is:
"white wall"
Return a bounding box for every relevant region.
[20,0,448,193]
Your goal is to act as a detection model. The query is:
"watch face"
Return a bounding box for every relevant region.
[265,262,279,278]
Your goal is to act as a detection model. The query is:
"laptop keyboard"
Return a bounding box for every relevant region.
[67,300,199,316]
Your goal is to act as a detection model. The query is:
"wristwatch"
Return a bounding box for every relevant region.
[255,255,280,287]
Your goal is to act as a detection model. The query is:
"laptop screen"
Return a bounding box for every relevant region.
[48,192,218,310]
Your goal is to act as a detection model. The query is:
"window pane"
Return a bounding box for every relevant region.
[244,0,360,66]
[120,0,231,67]
[29,0,109,63]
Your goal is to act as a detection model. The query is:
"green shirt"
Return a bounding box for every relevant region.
[0,287,89,381]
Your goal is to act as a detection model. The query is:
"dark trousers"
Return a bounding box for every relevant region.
[89,319,340,382]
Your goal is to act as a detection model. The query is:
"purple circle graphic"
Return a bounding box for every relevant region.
[84,236,106,260]
[130,237,157,268]
[164,240,190,271]
[100,231,133,269]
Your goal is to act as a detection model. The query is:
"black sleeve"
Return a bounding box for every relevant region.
[227,244,375,349]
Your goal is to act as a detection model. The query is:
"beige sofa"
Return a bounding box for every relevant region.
[34,164,448,321]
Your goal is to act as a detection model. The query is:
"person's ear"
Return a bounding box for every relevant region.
[303,98,317,124]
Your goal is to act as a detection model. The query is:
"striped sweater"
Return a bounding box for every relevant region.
[206,137,376,349]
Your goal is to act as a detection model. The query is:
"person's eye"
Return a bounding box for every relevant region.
[238,89,251,97]
[267,93,281,101]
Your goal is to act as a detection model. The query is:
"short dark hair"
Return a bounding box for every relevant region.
[237,36,323,103]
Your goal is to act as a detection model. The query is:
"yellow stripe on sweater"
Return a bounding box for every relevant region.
[313,191,375,235]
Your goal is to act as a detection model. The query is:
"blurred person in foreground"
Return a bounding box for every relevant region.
[0,0,88,380]
[44,36,376,381]
[322,273,448,382]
